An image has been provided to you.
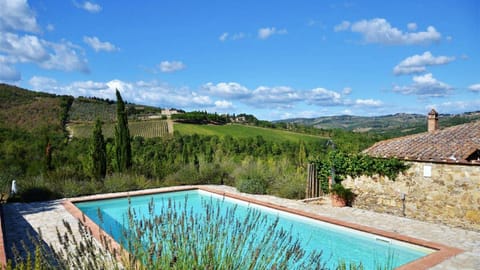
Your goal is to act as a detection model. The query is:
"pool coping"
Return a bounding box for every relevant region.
[63,186,464,270]
[0,206,7,268]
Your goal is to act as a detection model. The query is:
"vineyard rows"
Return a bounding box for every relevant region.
[69,120,172,138]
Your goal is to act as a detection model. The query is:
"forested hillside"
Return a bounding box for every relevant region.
[278,112,480,136]
[0,84,72,132]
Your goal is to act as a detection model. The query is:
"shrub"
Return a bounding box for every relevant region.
[121,198,325,269]
[103,173,154,193]
[236,177,269,194]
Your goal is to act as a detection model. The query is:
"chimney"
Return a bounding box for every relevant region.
[427,109,438,132]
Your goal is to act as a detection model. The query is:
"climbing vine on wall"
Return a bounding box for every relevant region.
[315,151,409,193]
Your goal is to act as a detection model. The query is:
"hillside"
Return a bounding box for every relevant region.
[68,97,117,123]
[0,83,70,132]
[278,112,480,136]
[69,97,164,123]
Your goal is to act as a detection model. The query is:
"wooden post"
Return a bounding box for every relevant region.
[306,163,320,199]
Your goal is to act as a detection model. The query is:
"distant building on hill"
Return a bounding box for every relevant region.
[161,109,182,117]
[345,109,480,231]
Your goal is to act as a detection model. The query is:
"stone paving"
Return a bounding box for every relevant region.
[2,185,480,269]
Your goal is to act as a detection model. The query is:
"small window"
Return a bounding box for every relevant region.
[423,165,432,177]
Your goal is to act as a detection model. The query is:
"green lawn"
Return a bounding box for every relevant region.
[174,123,326,144]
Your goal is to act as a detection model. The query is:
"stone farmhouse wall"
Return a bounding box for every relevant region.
[342,162,480,231]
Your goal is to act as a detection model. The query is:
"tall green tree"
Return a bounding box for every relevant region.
[91,118,107,180]
[44,137,53,172]
[114,89,132,172]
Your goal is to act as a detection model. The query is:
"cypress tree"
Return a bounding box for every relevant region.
[114,89,132,172]
[91,118,107,180]
[44,138,53,172]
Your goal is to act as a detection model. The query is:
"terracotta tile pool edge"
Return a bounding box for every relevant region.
[62,200,128,263]
[0,206,7,268]
[199,187,464,270]
[63,186,464,270]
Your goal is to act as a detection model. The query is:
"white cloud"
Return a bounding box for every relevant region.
[231,32,246,40]
[0,32,89,73]
[204,82,348,109]
[407,22,417,31]
[83,36,118,52]
[258,27,287,40]
[159,61,186,73]
[342,109,353,115]
[280,110,318,119]
[29,76,58,89]
[0,3,89,76]
[75,1,102,13]
[392,73,452,97]
[0,55,20,81]
[27,77,215,109]
[0,32,49,62]
[468,84,480,92]
[251,86,301,106]
[46,24,55,32]
[426,100,480,114]
[308,87,342,106]
[71,80,107,90]
[0,0,39,33]
[354,99,383,107]
[342,87,352,95]
[334,21,350,32]
[214,100,233,109]
[219,32,245,42]
[219,32,228,42]
[203,82,250,98]
[337,18,441,45]
[40,41,89,73]
[393,51,455,75]
[26,77,391,118]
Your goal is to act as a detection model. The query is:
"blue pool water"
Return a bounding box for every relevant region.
[75,189,433,268]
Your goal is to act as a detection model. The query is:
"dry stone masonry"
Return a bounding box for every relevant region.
[343,162,480,231]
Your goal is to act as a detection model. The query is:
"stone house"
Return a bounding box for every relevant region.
[343,109,480,231]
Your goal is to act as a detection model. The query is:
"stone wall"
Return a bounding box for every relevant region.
[342,161,480,231]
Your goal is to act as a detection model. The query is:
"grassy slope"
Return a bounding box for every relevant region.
[174,123,326,144]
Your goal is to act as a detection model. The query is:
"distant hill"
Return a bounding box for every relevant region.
[276,112,480,137]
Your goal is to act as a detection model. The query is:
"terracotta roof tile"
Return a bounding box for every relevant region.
[363,121,480,164]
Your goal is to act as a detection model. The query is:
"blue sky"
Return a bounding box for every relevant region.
[1,0,479,120]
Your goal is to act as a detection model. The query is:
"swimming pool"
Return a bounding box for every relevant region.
[74,188,435,269]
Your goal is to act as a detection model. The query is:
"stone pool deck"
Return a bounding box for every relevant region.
[2,185,479,269]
